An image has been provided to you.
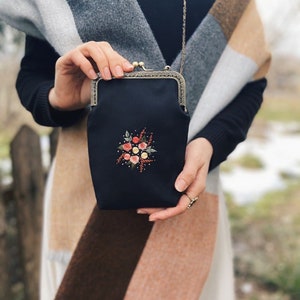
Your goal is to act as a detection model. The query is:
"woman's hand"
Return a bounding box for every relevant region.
[49,41,133,111]
[137,137,213,221]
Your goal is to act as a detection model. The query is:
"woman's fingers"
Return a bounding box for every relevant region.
[184,161,208,200]
[56,49,96,79]
[75,41,133,80]
[147,195,191,221]
[56,41,133,81]
[137,208,164,215]
[174,143,202,193]
[96,41,133,78]
[174,161,198,193]
[175,138,212,192]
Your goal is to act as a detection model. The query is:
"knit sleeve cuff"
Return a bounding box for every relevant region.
[34,81,86,127]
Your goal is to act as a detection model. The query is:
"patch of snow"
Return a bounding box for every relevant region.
[221,122,300,204]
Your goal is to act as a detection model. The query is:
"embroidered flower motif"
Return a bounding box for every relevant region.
[116,128,157,172]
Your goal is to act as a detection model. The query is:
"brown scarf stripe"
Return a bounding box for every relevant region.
[55,208,153,300]
[210,0,250,40]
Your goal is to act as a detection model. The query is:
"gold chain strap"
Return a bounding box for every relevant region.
[179,0,187,75]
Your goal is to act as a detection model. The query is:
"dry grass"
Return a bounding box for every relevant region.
[230,180,300,300]
[257,94,300,123]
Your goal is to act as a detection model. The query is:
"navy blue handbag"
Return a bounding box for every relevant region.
[87,63,190,209]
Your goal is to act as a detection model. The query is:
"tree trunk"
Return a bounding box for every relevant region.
[10,125,45,300]
[0,180,11,300]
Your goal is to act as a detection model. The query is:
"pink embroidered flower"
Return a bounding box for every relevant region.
[138,142,147,150]
[124,153,131,160]
[130,155,139,164]
[132,136,140,144]
[122,142,132,152]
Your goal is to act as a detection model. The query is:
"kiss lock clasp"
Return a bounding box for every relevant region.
[132,61,153,71]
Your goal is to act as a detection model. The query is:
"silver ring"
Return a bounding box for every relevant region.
[185,193,199,209]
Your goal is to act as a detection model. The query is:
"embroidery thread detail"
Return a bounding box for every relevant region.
[116,128,157,172]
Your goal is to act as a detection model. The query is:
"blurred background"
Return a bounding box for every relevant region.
[0,1,299,299]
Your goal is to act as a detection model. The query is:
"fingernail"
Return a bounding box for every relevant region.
[175,178,187,192]
[115,65,124,77]
[103,67,111,80]
[137,209,146,214]
[149,216,156,222]
[89,69,98,80]
[123,61,133,70]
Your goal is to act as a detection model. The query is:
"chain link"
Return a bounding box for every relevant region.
[179,0,187,75]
